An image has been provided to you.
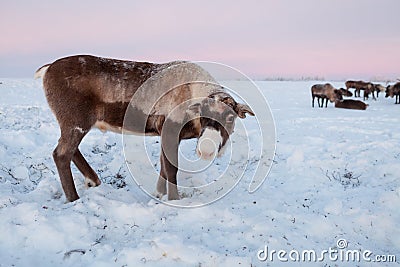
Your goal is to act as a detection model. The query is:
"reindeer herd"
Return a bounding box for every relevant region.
[311,80,400,110]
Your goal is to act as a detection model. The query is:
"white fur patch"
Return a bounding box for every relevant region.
[74,127,86,134]
[94,121,123,134]
[84,177,97,188]
[94,120,156,136]
[34,65,50,79]
[79,57,86,64]
[377,85,386,92]
[196,128,222,160]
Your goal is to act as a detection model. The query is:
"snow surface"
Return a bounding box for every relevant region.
[0,79,399,266]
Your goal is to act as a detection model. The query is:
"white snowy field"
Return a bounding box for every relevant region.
[0,79,399,267]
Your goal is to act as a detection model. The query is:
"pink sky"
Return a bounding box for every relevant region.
[1,0,399,79]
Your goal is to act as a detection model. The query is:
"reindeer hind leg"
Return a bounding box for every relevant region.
[53,126,90,202]
[73,149,101,188]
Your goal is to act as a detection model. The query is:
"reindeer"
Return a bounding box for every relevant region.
[372,83,386,98]
[334,99,368,110]
[339,88,353,97]
[363,86,375,101]
[345,80,375,100]
[35,55,254,202]
[385,82,400,104]
[311,83,343,108]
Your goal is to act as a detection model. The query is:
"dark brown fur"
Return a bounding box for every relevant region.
[339,88,353,97]
[334,99,368,110]
[385,82,400,104]
[36,55,254,202]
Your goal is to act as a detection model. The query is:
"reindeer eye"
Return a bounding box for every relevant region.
[226,114,235,123]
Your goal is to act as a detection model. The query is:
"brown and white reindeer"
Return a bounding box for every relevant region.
[385,82,400,104]
[311,83,343,108]
[35,55,254,202]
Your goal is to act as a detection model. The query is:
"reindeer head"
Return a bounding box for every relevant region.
[385,85,393,98]
[330,89,343,102]
[187,92,254,160]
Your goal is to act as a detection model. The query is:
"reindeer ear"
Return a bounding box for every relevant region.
[235,103,255,119]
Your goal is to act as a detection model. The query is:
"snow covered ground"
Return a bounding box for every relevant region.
[0,79,399,266]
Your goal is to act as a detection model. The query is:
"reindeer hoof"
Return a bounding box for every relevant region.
[167,193,180,201]
[154,191,166,199]
[65,194,80,203]
[85,177,101,188]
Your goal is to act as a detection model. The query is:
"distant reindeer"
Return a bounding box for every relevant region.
[385,82,400,104]
[372,83,386,98]
[345,80,375,100]
[35,55,254,202]
[311,83,343,108]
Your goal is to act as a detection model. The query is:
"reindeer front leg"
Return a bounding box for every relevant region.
[157,119,181,200]
[156,159,167,198]
[158,144,180,200]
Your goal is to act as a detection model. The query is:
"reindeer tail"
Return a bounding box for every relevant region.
[34,64,51,79]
